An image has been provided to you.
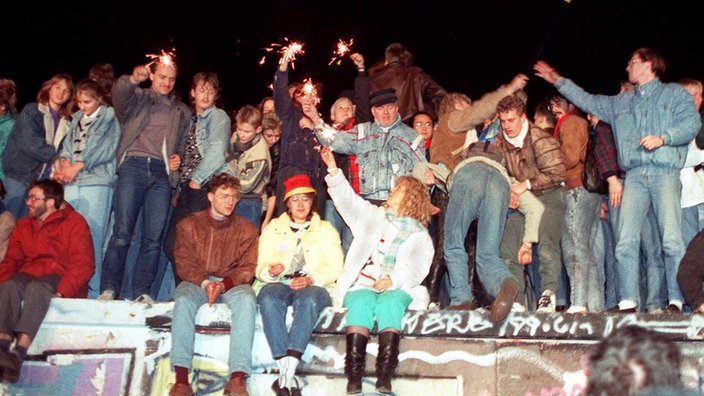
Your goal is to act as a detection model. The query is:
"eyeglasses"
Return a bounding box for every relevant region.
[627,58,642,67]
[25,195,46,203]
[214,193,237,202]
[414,122,433,128]
[290,195,311,202]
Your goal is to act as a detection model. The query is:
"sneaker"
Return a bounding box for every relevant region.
[135,294,155,304]
[97,290,115,301]
[565,305,588,314]
[667,300,683,312]
[536,290,556,313]
[607,299,637,313]
[427,301,441,311]
[511,302,526,312]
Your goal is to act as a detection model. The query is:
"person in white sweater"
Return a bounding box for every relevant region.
[321,147,433,395]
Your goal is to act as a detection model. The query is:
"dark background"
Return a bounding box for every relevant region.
[3,0,704,117]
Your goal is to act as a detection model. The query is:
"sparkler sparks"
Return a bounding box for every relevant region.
[298,78,321,106]
[145,48,176,68]
[318,126,337,143]
[260,38,305,69]
[328,38,354,66]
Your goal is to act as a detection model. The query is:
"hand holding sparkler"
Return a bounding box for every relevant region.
[301,101,321,124]
[350,53,365,71]
[278,40,304,71]
[130,65,150,84]
[136,49,177,84]
[320,146,337,169]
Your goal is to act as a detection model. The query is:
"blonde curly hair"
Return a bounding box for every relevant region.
[390,176,432,227]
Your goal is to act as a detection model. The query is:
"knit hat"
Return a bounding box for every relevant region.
[369,88,398,107]
[283,174,316,201]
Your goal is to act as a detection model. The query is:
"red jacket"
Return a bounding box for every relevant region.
[0,203,94,298]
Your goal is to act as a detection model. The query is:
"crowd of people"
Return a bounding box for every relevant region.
[0,42,702,395]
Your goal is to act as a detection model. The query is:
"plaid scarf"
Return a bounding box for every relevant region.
[380,210,425,276]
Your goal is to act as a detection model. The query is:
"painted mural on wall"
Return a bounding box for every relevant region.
[1,300,702,395]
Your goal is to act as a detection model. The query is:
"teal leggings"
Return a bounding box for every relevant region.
[343,288,412,331]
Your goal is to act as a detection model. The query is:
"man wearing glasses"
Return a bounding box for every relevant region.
[0,179,93,383]
[169,173,258,396]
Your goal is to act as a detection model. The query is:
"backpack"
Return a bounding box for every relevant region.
[581,129,608,194]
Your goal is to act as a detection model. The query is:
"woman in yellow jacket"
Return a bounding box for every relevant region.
[255,173,344,396]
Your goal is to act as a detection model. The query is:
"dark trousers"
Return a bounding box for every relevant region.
[677,228,704,309]
[0,273,60,339]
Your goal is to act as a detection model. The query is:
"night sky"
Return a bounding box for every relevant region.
[3,0,704,116]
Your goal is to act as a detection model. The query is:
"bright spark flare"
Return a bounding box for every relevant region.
[300,78,321,105]
[319,127,337,142]
[145,48,176,68]
[260,37,305,69]
[329,38,354,66]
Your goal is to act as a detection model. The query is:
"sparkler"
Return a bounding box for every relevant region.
[328,38,354,66]
[145,48,176,68]
[260,37,305,69]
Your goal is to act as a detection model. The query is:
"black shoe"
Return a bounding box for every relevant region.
[271,379,291,396]
[290,378,301,396]
[667,304,682,313]
[0,351,21,383]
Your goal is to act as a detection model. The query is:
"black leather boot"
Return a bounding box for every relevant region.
[345,332,368,395]
[375,331,400,394]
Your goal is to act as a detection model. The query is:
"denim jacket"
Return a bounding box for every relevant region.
[189,106,230,186]
[60,105,120,187]
[3,103,70,184]
[314,114,426,201]
[556,77,701,172]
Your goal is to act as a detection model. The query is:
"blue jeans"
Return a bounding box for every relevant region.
[3,176,28,219]
[682,204,703,248]
[257,282,331,358]
[561,186,602,309]
[607,189,665,311]
[445,164,515,305]
[325,199,352,255]
[234,198,262,230]
[101,157,172,297]
[64,184,113,299]
[171,281,256,373]
[615,169,685,307]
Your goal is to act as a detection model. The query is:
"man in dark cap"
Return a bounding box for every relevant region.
[304,88,427,206]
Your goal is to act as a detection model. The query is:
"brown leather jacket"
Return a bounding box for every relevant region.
[368,61,447,122]
[173,210,258,288]
[555,114,589,189]
[494,125,565,193]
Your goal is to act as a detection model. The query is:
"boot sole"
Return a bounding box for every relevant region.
[489,278,519,323]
